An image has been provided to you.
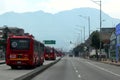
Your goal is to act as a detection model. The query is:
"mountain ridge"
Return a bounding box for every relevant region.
[0,8,119,50]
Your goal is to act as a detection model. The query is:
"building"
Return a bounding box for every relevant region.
[110,30,116,61]
[100,28,115,58]
[101,28,115,44]
[0,26,24,37]
[0,26,24,59]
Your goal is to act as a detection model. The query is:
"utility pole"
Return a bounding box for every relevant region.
[100,0,102,55]
[91,0,102,59]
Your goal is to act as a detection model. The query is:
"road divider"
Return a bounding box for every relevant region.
[0,60,5,64]
[14,58,61,80]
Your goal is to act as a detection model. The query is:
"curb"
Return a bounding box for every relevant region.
[0,60,5,64]
[14,58,61,80]
[89,58,120,66]
[101,61,120,66]
[0,62,5,64]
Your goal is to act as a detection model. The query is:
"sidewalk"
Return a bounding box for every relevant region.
[101,60,120,66]
[88,58,120,66]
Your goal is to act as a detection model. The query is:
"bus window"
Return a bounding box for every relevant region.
[10,38,30,50]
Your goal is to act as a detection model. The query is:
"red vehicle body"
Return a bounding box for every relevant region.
[44,47,56,60]
[56,51,63,57]
[6,35,44,69]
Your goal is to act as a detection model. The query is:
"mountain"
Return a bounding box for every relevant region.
[0,8,119,50]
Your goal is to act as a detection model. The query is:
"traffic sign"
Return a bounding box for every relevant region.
[43,40,56,44]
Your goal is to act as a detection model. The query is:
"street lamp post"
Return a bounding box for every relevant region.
[83,26,85,42]
[75,28,82,43]
[88,17,90,38]
[80,30,82,43]
[79,15,91,58]
[76,25,85,42]
[79,15,90,39]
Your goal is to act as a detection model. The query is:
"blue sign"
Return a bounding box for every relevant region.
[115,23,120,62]
[116,23,120,35]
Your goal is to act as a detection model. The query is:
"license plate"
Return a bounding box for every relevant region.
[17,61,21,64]
[10,54,16,58]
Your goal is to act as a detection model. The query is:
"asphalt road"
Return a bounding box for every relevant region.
[32,57,120,80]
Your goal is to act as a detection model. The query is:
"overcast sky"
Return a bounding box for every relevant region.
[0,0,120,18]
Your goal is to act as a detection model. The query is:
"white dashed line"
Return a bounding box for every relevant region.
[78,74,81,78]
[74,67,76,70]
[70,59,82,79]
[76,70,78,73]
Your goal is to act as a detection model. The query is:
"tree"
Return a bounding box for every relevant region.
[72,43,86,57]
[91,31,100,60]
[2,26,11,54]
[91,31,100,49]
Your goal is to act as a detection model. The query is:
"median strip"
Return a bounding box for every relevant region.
[14,58,61,80]
[0,60,5,64]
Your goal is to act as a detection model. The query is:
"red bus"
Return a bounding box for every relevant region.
[56,50,63,57]
[6,35,44,69]
[44,47,56,60]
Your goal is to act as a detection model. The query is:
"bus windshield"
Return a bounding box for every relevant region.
[46,48,50,54]
[45,48,54,54]
[10,38,30,50]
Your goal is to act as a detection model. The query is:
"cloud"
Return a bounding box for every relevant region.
[1,0,98,14]
[0,1,6,14]
[36,0,98,13]
[102,0,120,18]
[4,0,30,13]
[2,0,55,13]
[1,0,120,18]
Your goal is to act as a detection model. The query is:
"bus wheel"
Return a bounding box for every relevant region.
[40,62,43,66]
[11,66,17,69]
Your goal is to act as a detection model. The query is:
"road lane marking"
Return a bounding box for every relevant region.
[74,67,76,70]
[87,62,120,77]
[76,70,78,73]
[71,62,76,70]
[70,59,82,79]
[78,74,81,78]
